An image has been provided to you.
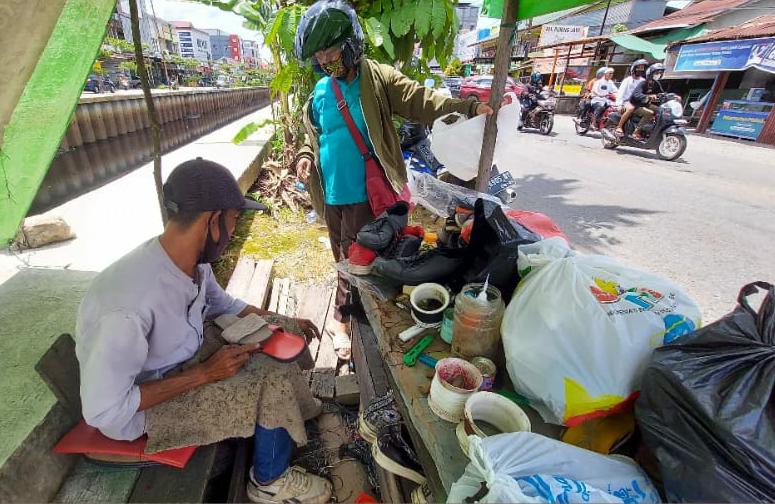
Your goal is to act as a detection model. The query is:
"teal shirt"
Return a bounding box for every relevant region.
[312,73,372,206]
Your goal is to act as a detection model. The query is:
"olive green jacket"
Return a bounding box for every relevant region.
[298,58,480,219]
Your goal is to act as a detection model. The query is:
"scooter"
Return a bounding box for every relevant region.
[574,93,616,135]
[519,88,556,135]
[600,93,688,161]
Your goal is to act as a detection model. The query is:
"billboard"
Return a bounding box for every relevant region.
[675,37,775,74]
[539,24,589,48]
[710,108,769,140]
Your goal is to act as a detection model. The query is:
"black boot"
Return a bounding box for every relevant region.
[356,201,410,252]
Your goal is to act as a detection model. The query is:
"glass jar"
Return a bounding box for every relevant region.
[452,283,505,360]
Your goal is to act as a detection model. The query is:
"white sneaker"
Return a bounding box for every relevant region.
[247,466,332,504]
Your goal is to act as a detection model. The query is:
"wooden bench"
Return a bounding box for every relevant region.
[40,258,274,503]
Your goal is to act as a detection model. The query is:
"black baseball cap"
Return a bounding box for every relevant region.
[163,157,267,214]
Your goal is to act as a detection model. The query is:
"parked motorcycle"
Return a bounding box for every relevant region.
[574,93,616,135]
[519,88,556,135]
[600,93,688,161]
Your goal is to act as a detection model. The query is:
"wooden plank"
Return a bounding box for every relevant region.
[242,260,274,309]
[277,278,291,316]
[128,444,217,503]
[335,374,360,406]
[309,371,336,400]
[227,439,250,503]
[268,278,281,312]
[225,256,256,298]
[34,333,82,418]
[54,459,140,503]
[295,285,334,366]
[316,291,339,370]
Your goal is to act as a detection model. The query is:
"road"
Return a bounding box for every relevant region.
[501,115,775,322]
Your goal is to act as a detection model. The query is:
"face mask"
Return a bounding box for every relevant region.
[198,212,230,264]
[653,74,663,81]
[321,57,346,77]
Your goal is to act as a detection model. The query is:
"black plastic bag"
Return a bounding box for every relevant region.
[636,281,775,502]
[457,198,540,302]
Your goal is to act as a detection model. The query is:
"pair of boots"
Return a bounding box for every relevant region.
[347,202,425,276]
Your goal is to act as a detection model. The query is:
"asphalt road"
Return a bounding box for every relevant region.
[501,115,775,322]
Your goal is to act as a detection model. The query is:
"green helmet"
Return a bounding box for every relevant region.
[295,1,362,61]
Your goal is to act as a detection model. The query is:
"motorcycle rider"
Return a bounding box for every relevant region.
[629,63,665,140]
[519,71,543,129]
[578,67,607,121]
[615,59,648,136]
[590,67,617,129]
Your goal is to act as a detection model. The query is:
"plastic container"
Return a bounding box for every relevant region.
[440,307,455,344]
[471,356,497,391]
[452,283,505,360]
[305,210,317,224]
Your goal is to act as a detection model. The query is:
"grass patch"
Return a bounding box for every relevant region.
[214,207,334,287]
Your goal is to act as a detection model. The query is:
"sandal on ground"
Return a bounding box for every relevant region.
[331,331,352,361]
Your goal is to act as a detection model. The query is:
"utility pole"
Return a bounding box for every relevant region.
[476,0,519,192]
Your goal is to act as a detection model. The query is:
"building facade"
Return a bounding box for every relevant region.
[118,0,177,58]
[228,34,243,61]
[455,3,480,32]
[173,21,211,62]
[206,29,232,61]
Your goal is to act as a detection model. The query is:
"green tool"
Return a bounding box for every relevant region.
[403,334,435,367]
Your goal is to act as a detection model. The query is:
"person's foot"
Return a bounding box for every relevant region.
[633,131,644,141]
[327,320,351,360]
[615,127,625,137]
[247,466,332,504]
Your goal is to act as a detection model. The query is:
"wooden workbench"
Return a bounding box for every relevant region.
[356,290,564,502]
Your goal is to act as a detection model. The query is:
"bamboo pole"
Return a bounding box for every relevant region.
[475,0,519,192]
[129,0,167,225]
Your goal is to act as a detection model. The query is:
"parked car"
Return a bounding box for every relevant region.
[459,75,526,103]
[444,76,464,97]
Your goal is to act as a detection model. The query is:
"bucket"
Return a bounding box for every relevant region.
[428,358,483,423]
[410,283,450,326]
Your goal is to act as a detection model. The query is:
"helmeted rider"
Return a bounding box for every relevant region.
[628,62,665,140]
[578,67,608,118]
[520,71,543,127]
[293,0,493,364]
[590,67,618,129]
[615,58,648,136]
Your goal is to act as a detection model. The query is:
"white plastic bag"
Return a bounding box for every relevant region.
[503,237,702,426]
[448,432,661,503]
[431,101,521,181]
[406,170,503,218]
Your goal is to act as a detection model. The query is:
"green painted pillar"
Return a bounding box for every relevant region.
[0,0,116,245]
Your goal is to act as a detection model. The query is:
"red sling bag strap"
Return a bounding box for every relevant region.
[330,77,404,216]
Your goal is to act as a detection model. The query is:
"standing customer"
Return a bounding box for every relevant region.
[294,0,493,359]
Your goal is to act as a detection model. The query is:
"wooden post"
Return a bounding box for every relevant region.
[475,0,519,192]
[757,105,775,145]
[548,48,559,88]
[697,71,729,134]
[559,45,573,95]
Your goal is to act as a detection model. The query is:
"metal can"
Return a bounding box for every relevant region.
[471,356,497,391]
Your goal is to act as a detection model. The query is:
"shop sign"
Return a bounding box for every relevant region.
[539,25,589,48]
[710,108,769,140]
[675,37,775,74]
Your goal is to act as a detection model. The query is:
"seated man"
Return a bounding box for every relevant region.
[75,158,332,504]
[628,63,666,140]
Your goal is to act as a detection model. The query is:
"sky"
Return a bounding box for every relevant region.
[147,0,271,57]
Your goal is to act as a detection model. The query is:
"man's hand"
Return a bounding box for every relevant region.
[296,157,312,183]
[295,318,321,343]
[200,344,257,383]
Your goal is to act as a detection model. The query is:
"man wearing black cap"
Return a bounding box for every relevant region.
[75,159,333,504]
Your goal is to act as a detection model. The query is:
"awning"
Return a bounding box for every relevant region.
[482,0,600,21]
[609,34,667,59]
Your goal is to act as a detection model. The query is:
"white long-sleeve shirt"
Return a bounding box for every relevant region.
[616,76,644,107]
[75,238,247,440]
[591,78,618,105]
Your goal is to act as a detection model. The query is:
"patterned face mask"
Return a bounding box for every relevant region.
[321,57,346,77]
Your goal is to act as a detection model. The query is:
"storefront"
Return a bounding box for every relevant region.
[667,17,775,145]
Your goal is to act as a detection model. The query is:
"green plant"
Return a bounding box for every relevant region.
[445,57,464,77]
[118,61,137,74]
[612,23,628,33]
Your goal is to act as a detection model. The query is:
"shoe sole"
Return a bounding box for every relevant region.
[347,263,374,276]
[246,482,332,504]
[358,412,378,444]
[371,443,426,485]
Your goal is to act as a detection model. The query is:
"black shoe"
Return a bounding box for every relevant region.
[372,424,426,484]
[381,235,422,260]
[359,391,400,444]
[372,248,465,285]
[357,201,410,252]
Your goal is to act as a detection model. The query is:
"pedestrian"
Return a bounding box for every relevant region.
[75,159,332,504]
[615,59,648,136]
[590,67,618,129]
[293,0,494,360]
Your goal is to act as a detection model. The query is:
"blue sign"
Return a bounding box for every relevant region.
[710,108,769,140]
[675,37,775,74]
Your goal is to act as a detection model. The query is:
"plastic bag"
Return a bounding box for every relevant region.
[635,281,775,502]
[461,210,569,245]
[501,237,702,426]
[406,171,502,218]
[448,432,661,504]
[457,199,540,302]
[431,102,521,181]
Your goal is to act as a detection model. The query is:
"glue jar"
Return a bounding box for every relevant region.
[452,283,505,360]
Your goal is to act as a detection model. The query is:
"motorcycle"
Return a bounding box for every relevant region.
[574,93,616,135]
[519,87,556,135]
[600,93,688,161]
